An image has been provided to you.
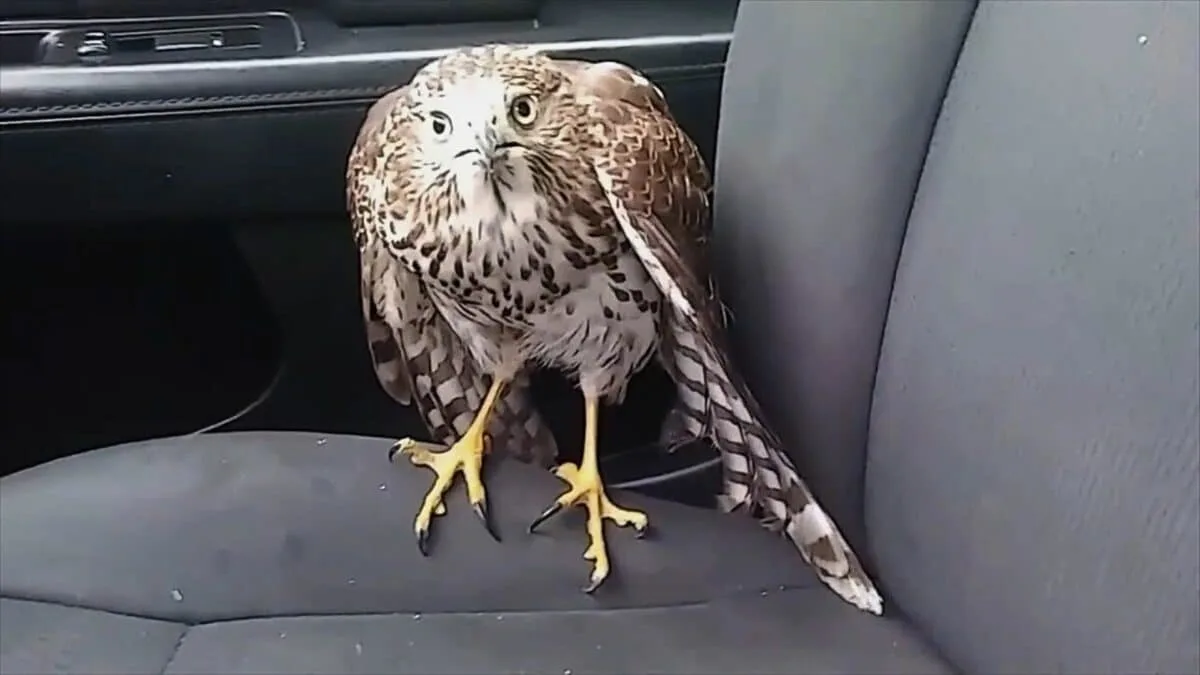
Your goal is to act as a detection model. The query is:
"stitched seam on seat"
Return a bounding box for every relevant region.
[858,0,981,555]
[160,625,190,675]
[0,584,815,625]
[0,593,183,624]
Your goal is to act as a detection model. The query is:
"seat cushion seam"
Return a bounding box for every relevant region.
[0,592,189,625]
[2,584,819,625]
[160,625,190,675]
[859,0,980,556]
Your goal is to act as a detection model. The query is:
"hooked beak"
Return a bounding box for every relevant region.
[454,147,494,172]
[454,131,522,170]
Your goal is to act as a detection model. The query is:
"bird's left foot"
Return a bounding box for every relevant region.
[529,463,648,593]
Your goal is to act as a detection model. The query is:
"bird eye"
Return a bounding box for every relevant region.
[509,95,537,127]
[428,111,452,138]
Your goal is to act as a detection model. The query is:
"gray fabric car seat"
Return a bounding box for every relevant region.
[717,1,1200,673]
[2,2,1197,674]
[869,4,1199,670]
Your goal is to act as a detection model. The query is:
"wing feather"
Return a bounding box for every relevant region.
[569,60,883,614]
[561,60,728,450]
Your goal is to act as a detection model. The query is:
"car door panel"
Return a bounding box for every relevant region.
[0,0,735,505]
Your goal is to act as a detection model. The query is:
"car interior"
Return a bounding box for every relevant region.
[1,1,1197,673]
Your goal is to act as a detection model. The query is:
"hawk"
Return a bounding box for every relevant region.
[347,44,882,614]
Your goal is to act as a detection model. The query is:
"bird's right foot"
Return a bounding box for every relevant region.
[389,431,498,555]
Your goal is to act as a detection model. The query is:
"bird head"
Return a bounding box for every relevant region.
[402,45,579,199]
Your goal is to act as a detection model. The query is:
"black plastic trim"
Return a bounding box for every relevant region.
[0,40,726,123]
[0,3,733,124]
[3,12,306,68]
[0,1,733,500]
[0,2,732,223]
[324,0,545,27]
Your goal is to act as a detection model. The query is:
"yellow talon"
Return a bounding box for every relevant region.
[389,379,507,554]
[528,395,648,592]
[391,432,494,553]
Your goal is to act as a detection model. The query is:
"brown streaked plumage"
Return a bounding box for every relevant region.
[347,44,882,613]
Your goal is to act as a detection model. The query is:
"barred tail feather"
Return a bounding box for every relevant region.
[379,320,557,467]
[666,321,883,615]
[361,254,558,467]
[593,160,880,613]
[488,374,560,468]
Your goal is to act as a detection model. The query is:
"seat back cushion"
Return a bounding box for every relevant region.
[713,0,975,555]
[866,2,1200,672]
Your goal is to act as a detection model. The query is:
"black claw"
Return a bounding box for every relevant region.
[388,445,401,463]
[416,528,431,556]
[635,524,649,539]
[582,576,605,594]
[528,503,563,533]
[473,501,501,542]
